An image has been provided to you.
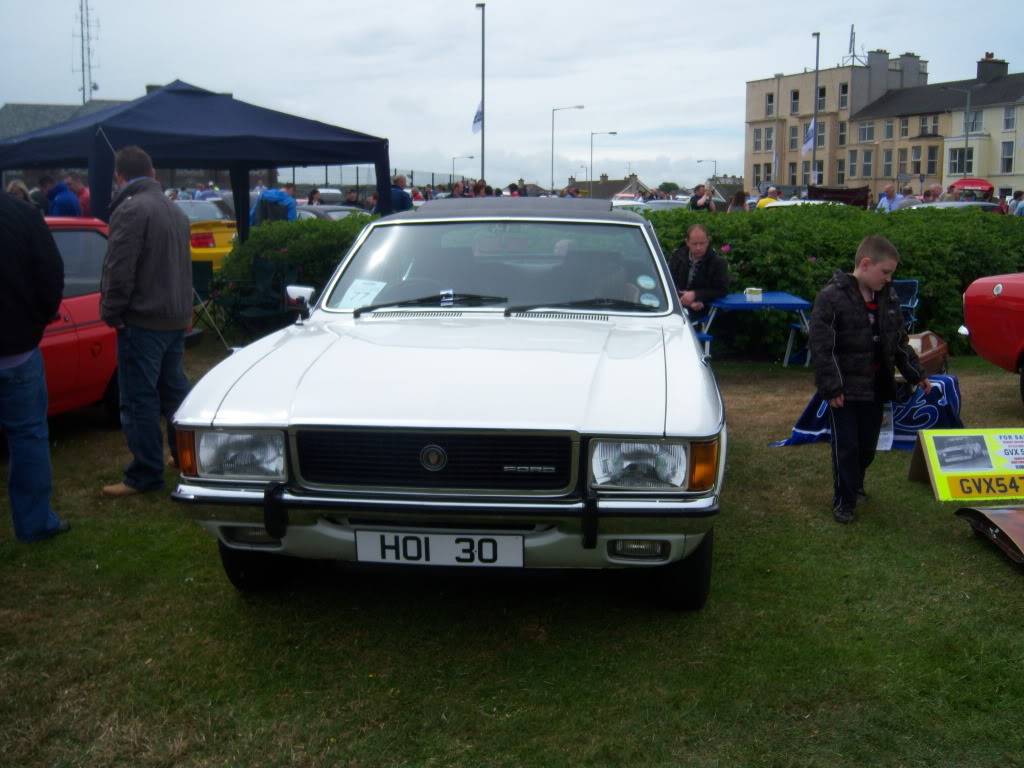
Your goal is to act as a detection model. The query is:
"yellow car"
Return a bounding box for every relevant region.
[175,198,237,271]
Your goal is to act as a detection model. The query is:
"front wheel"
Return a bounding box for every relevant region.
[653,529,714,611]
[218,541,296,592]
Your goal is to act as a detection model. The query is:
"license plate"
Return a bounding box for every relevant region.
[355,531,523,568]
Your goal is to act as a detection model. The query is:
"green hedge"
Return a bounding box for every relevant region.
[216,206,1024,354]
[648,205,1024,353]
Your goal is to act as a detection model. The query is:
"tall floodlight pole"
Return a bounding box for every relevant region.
[589,131,618,198]
[551,105,584,194]
[811,32,821,186]
[476,3,485,180]
[697,158,717,181]
[452,155,474,183]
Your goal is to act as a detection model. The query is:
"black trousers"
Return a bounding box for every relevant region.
[828,400,884,511]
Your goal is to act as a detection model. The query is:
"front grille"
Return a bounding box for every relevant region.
[294,430,574,493]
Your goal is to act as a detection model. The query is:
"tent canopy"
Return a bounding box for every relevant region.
[0,80,393,239]
[950,177,993,192]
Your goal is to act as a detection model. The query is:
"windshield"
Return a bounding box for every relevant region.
[324,221,668,312]
[176,200,232,221]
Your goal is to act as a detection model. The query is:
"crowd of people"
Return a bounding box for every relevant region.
[5,174,91,216]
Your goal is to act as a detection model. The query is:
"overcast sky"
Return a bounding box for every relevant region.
[1,1,1020,189]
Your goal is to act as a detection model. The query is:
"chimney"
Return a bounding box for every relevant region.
[867,49,890,102]
[977,52,1008,82]
[897,52,924,87]
[145,84,162,94]
[599,173,608,182]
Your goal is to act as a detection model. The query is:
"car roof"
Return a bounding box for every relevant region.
[382,197,642,223]
[45,216,109,232]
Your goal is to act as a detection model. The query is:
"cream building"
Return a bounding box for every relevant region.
[747,52,1024,200]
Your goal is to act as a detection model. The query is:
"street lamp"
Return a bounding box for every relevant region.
[589,131,617,199]
[475,3,485,180]
[697,159,717,184]
[452,155,474,184]
[942,84,983,176]
[551,105,584,194]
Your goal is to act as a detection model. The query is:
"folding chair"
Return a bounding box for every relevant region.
[892,278,920,332]
[191,260,231,350]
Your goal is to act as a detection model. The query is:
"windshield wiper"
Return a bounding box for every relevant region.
[353,293,508,318]
[504,298,656,316]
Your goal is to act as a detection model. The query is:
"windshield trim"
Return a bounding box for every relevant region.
[317,216,678,318]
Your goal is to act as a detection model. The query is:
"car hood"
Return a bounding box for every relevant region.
[177,314,720,436]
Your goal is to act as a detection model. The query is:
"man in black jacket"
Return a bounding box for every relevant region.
[100,146,193,497]
[0,192,70,541]
[809,235,930,524]
[667,223,730,314]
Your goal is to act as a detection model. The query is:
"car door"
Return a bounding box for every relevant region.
[43,226,115,415]
[40,299,80,413]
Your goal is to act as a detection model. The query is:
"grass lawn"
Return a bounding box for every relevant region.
[2,337,1023,767]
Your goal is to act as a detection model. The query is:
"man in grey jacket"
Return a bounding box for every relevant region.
[100,146,192,496]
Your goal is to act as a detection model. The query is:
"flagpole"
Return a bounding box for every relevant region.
[476,3,485,180]
[811,32,820,187]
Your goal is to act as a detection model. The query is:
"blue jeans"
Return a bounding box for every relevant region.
[117,327,191,491]
[0,348,64,542]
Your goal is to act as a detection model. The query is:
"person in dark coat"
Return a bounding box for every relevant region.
[808,235,930,524]
[0,191,70,541]
[375,175,412,213]
[667,223,729,314]
[99,146,193,497]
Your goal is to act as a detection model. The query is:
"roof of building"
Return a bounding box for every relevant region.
[852,72,1024,120]
[0,99,129,140]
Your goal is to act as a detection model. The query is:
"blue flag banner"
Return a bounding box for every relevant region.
[801,118,816,157]
[770,374,963,451]
[472,102,483,134]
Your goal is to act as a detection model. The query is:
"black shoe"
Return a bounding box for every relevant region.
[856,488,868,502]
[833,506,855,524]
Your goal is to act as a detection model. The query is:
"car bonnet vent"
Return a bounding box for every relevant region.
[364,311,465,319]
[510,312,609,321]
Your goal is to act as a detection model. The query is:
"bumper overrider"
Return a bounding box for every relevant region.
[170,428,724,568]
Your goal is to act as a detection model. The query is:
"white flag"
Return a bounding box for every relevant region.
[801,118,816,157]
[472,102,483,134]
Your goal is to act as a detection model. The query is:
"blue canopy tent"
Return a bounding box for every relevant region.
[0,80,393,240]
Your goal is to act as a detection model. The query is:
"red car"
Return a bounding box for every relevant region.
[961,273,1024,401]
[40,217,119,420]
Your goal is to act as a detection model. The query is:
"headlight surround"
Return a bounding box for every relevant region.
[590,440,688,491]
[196,430,286,481]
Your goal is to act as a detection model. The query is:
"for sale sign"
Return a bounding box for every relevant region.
[909,429,1024,501]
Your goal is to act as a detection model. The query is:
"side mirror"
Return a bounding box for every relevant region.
[285,285,316,321]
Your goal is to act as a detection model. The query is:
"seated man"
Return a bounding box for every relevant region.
[667,223,729,314]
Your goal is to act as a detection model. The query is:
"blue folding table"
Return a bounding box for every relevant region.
[700,291,813,366]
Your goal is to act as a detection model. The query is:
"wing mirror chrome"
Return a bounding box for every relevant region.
[286,285,317,322]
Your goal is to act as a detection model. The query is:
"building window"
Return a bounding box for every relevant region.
[839,82,848,110]
[927,146,938,176]
[999,187,1012,199]
[884,119,894,139]
[801,161,809,186]
[816,123,825,148]
[764,162,773,182]
[753,127,762,152]
[753,164,762,187]
[791,89,800,114]
[949,147,974,175]
[789,125,798,150]
[931,115,940,135]
[966,110,983,133]
[882,149,893,178]
[838,121,847,146]
[910,146,922,175]
[788,162,797,186]
[899,117,909,137]
[765,127,774,152]
[919,116,928,136]
[858,121,875,142]
[862,149,873,178]
[1002,141,1015,173]
[898,148,908,176]
[836,158,846,185]
[1005,106,1016,130]
[814,160,823,185]
[817,86,826,112]
[765,93,774,117]
[848,150,858,178]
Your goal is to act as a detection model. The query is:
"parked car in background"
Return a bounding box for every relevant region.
[295,204,367,221]
[41,217,119,421]
[960,272,1024,402]
[905,201,1002,213]
[174,198,236,271]
[644,200,689,211]
[173,198,726,610]
[762,199,833,208]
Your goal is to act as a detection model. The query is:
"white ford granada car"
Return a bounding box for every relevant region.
[172,198,726,609]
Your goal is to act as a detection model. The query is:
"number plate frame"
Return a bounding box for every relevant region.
[355,531,524,568]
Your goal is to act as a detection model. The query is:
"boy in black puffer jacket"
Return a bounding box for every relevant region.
[809,235,931,524]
